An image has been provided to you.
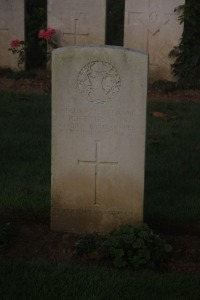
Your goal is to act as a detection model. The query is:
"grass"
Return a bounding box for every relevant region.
[1,91,200,298]
[0,91,51,218]
[145,101,200,228]
[1,262,200,300]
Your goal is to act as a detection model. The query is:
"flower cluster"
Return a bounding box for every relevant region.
[10,39,21,48]
[38,28,55,40]
[38,28,57,49]
[8,39,26,67]
[8,28,57,70]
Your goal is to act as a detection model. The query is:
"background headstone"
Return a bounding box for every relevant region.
[51,45,148,233]
[0,0,25,70]
[48,0,106,46]
[124,0,184,82]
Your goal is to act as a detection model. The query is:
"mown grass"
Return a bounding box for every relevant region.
[1,262,200,300]
[145,101,200,228]
[0,91,51,218]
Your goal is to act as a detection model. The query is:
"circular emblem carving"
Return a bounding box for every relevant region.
[77,61,121,103]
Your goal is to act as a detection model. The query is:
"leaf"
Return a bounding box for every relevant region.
[133,238,145,249]
[111,248,126,268]
[149,111,180,121]
[149,111,168,119]
[164,244,173,253]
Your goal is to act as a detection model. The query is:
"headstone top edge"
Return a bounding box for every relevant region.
[52,45,148,57]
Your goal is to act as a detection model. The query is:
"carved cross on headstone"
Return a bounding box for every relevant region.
[0,28,8,32]
[127,0,178,51]
[63,13,89,45]
[78,141,118,205]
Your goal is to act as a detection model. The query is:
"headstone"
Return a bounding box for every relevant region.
[124,0,184,82]
[51,45,148,233]
[48,0,106,46]
[0,0,25,70]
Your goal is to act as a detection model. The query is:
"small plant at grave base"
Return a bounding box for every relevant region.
[75,233,104,256]
[8,39,26,67]
[38,28,58,64]
[101,224,172,270]
[75,223,172,270]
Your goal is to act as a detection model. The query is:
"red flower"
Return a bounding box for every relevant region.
[46,28,55,35]
[44,28,56,40]
[10,39,20,48]
[38,29,46,39]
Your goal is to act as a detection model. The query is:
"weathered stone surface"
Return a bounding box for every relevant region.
[48,0,106,46]
[124,0,184,82]
[0,0,24,70]
[51,45,148,233]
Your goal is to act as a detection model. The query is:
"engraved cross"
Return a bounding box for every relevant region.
[78,141,118,205]
[0,28,8,32]
[127,0,172,51]
[63,14,89,45]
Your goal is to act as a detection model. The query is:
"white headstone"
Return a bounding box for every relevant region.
[48,0,106,47]
[124,0,184,82]
[51,45,148,233]
[0,0,25,70]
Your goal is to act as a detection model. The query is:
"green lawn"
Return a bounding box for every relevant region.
[0,91,51,218]
[145,101,200,228]
[1,262,200,300]
[1,91,200,298]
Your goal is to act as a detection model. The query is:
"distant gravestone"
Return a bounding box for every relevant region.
[48,0,106,46]
[0,0,24,70]
[124,0,184,82]
[51,45,148,233]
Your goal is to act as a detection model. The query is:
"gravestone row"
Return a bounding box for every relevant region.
[0,0,184,81]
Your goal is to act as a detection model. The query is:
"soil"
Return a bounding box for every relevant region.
[1,216,200,273]
[1,75,200,102]
[0,76,200,273]
[0,76,51,95]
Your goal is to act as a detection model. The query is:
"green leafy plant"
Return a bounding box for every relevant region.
[75,224,172,270]
[8,40,26,67]
[169,1,200,88]
[101,224,172,269]
[75,233,104,256]
[38,28,58,64]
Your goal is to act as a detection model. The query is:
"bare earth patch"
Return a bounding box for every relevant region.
[0,77,51,95]
[1,218,200,273]
[1,76,200,102]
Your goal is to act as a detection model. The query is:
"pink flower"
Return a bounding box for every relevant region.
[10,39,20,48]
[44,28,56,40]
[38,29,46,39]
[38,28,56,40]
[46,28,55,35]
